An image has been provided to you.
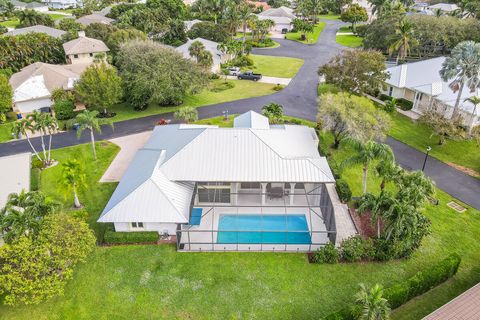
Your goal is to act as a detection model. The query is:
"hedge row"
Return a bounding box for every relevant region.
[103,231,159,244]
[378,94,414,111]
[324,253,461,320]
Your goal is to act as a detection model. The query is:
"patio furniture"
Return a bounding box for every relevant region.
[268,187,284,199]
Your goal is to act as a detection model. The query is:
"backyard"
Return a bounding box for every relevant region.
[0,117,479,319]
[286,22,326,44]
[246,55,304,78]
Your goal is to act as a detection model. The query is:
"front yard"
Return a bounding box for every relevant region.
[286,22,326,44]
[0,118,479,319]
[247,55,304,78]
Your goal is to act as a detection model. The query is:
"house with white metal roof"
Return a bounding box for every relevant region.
[382,57,480,126]
[175,37,227,73]
[99,111,356,252]
[257,6,295,32]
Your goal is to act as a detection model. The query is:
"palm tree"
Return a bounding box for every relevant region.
[382,200,417,241]
[396,171,435,209]
[208,0,225,24]
[29,111,57,166]
[59,159,86,208]
[388,18,418,64]
[0,190,61,243]
[376,159,402,190]
[68,110,113,160]
[341,140,394,194]
[11,119,42,163]
[434,8,443,17]
[465,96,480,134]
[369,0,391,17]
[355,284,390,320]
[358,191,396,238]
[238,3,252,52]
[440,41,480,118]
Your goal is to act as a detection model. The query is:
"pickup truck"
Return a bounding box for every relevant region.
[237,71,262,81]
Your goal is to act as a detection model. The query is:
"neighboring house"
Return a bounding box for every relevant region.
[382,57,480,126]
[98,111,356,252]
[184,19,202,31]
[423,283,480,320]
[175,37,226,73]
[75,13,114,27]
[42,0,80,9]
[11,0,49,12]
[426,3,459,13]
[0,153,31,210]
[9,62,90,114]
[257,6,295,32]
[63,36,109,64]
[3,25,67,38]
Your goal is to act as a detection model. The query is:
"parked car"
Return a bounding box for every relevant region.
[237,71,262,81]
[227,66,240,76]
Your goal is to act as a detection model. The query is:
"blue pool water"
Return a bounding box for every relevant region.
[217,214,311,244]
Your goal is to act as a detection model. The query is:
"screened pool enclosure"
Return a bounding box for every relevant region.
[176,182,337,252]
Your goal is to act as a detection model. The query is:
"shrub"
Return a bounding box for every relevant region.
[318,83,341,95]
[210,81,235,92]
[373,238,401,261]
[378,94,393,102]
[232,55,254,67]
[53,100,76,120]
[312,243,339,264]
[398,98,413,111]
[384,98,397,113]
[104,231,159,244]
[273,84,283,91]
[209,73,220,80]
[341,236,374,262]
[336,179,352,203]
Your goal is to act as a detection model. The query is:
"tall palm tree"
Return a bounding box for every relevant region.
[388,18,418,64]
[382,200,417,241]
[238,3,252,51]
[465,96,480,134]
[341,140,394,194]
[355,284,390,320]
[68,110,113,160]
[0,190,61,243]
[376,159,402,190]
[29,111,57,166]
[208,0,225,24]
[440,41,480,118]
[396,171,435,209]
[59,159,86,208]
[11,119,42,163]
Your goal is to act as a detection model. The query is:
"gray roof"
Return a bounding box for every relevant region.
[175,37,222,66]
[75,13,114,27]
[258,6,295,19]
[62,36,109,55]
[4,25,67,38]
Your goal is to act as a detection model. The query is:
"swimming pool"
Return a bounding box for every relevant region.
[217,214,311,244]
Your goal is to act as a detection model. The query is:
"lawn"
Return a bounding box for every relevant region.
[336,34,363,48]
[47,13,66,21]
[389,112,480,175]
[0,19,20,28]
[318,14,341,20]
[0,119,479,319]
[247,55,304,78]
[286,21,326,44]
[108,79,279,123]
[0,122,14,143]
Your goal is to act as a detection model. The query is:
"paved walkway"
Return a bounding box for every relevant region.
[1,19,479,210]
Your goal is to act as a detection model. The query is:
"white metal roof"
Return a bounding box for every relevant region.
[385,57,480,114]
[0,153,31,209]
[99,111,334,224]
[234,110,270,129]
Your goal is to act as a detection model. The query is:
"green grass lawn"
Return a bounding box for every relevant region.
[108,79,278,123]
[389,112,480,175]
[0,18,20,28]
[0,122,14,143]
[47,13,66,21]
[336,34,363,48]
[0,128,479,319]
[286,21,326,44]
[247,55,304,78]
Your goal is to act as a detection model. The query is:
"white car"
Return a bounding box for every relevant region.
[228,67,240,76]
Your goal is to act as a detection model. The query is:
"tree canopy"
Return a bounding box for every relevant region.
[341,3,368,32]
[187,21,229,43]
[116,40,209,109]
[0,73,12,120]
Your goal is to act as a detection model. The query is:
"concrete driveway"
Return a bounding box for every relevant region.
[100,131,152,182]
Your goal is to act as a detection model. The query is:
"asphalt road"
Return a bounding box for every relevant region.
[1,20,479,210]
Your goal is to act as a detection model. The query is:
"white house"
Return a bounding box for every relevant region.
[42,0,81,9]
[98,111,356,252]
[4,25,67,38]
[175,37,226,73]
[62,36,109,64]
[257,6,295,32]
[426,3,459,14]
[0,153,31,210]
[11,0,49,12]
[9,62,90,114]
[382,57,480,126]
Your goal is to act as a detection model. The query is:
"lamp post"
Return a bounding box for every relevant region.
[422,146,431,172]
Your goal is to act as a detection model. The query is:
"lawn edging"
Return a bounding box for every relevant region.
[324,253,462,319]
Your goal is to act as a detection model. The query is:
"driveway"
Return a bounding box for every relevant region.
[1,19,479,210]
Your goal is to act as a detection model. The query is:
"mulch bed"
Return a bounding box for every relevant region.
[348,208,379,239]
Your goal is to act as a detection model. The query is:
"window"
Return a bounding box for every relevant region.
[388,86,393,96]
[73,54,79,59]
[197,182,231,203]
[89,53,93,57]
[131,222,144,229]
[240,182,261,189]
[415,92,423,102]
